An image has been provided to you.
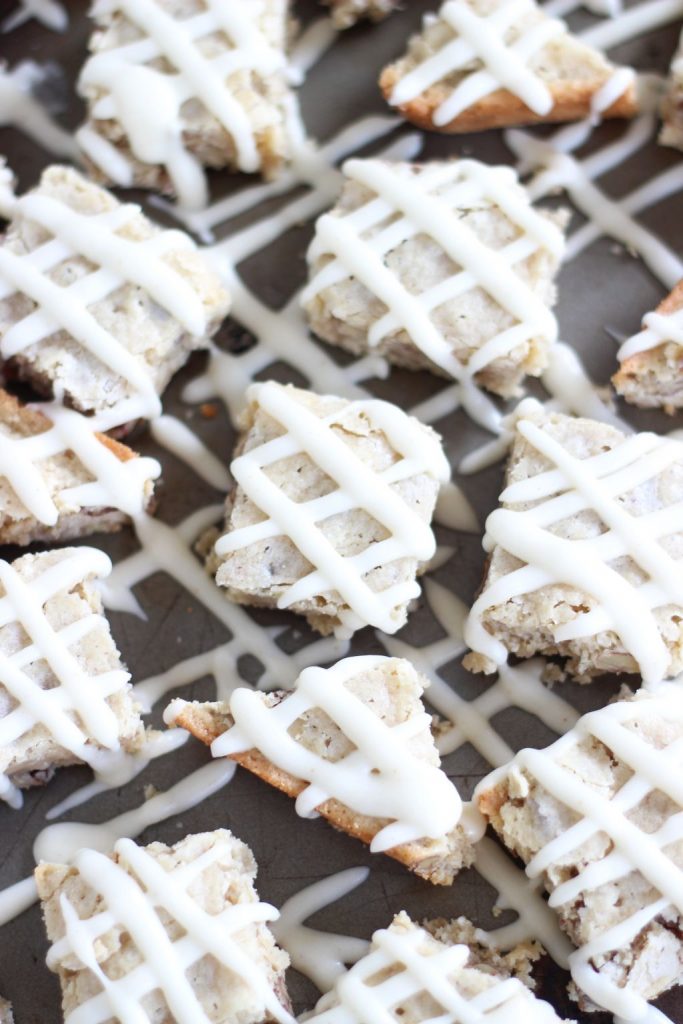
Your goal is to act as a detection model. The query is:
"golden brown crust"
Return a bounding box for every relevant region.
[173,703,471,886]
[379,64,638,132]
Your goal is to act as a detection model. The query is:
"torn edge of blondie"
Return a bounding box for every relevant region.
[306,911,575,1023]
[379,0,637,134]
[167,656,481,886]
[212,380,449,638]
[77,0,294,203]
[0,546,144,807]
[35,829,293,1024]
[0,164,230,416]
[0,388,159,546]
[659,29,683,151]
[475,682,683,1016]
[303,157,567,397]
[612,278,683,411]
[462,404,683,684]
[324,0,399,29]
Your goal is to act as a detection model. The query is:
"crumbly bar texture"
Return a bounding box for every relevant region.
[0,389,155,545]
[0,999,13,1024]
[380,0,637,133]
[612,279,683,411]
[171,658,476,885]
[660,31,683,150]
[35,830,291,1024]
[0,548,143,790]
[80,0,293,188]
[309,912,574,1023]
[463,407,683,681]
[213,383,444,636]
[324,0,399,28]
[477,687,683,1011]
[0,165,230,414]
[304,160,566,396]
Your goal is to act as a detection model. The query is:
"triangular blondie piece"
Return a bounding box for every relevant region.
[0,166,230,417]
[303,157,566,398]
[612,279,683,411]
[477,682,683,1017]
[77,0,294,204]
[35,830,293,1024]
[380,0,637,133]
[307,911,572,1023]
[0,389,159,545]
[463,405,683,684]
[212,381,449,638]
[168,656,479,885]
[660,30,683,151]
[324,0,399,28]
[0,546,144,808]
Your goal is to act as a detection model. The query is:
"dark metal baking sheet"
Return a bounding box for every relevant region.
[0,2,682,1021]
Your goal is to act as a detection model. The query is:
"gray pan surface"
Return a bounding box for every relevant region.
[0,1,682,1021]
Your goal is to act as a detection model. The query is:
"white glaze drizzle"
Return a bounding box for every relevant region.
[307,920,564,1024]
[0,189,214,417]
[0,398,160,526]
[618,291,683,362]
[46,833,293,1024]
[0,63,77,159]
[480,683,683,1019]
[271,867,370,992]
[78,0,290,208]
[466,414,683,685]
[214,381,449,636]
[0,547,132,806]
[303,157,562,425]
[387,0,571,125]
[202,655,462,852]
[1,0,67,32]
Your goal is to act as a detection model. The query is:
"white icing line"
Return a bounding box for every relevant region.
[1,0,67,32]
[0,62,77,158]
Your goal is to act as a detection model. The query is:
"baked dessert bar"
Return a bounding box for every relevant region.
[612,278,683,411]
[307,911,572,1023]
[35,830,293,1024]
[0,546,143,808]
[77,0,294,207]
[324,0,399,29]
[660,30,683,150]
[0,389,159,545]
[0,999,12,1024]
[463,405,683,685]
[380,0,637,133]
[168,655,479,886]
[0,165,231,417]
[477,682,683,1017]
[303,158,566,398]
[212,380,449,637]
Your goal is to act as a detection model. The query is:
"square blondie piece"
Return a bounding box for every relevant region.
[0,546,143,807]
[168,656,479,886]
[0,389,159,545]
[324,0,398,28]
[380,0,637,133]
[303,158,566,397]
[35,830,292,1024]
[463,405,683,684]
[213,381,449,637]
[77,0,293,205]
[308,911,572,1023]
[613,279,683,411]
[0,165,231,416]
[660,31,683,151]
[477,683,683,1016]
